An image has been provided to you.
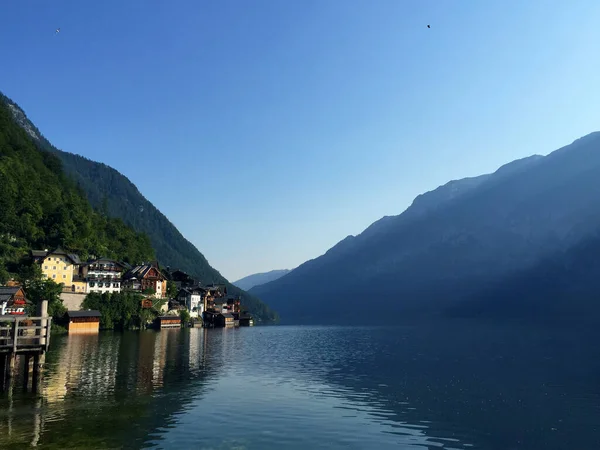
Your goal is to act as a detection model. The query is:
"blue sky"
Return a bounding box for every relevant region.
[2,0,600,281]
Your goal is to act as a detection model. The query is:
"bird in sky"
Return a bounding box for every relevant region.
[55,28,60,34]
[427,24,430,29]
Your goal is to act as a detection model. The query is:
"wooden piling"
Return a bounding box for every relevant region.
[0,301,51,393]
[0,354,6,391]
[23,354,31,391]
[32,354,41,393]
[7,353,16,379]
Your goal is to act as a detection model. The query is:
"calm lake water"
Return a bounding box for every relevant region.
[1,323,599,449]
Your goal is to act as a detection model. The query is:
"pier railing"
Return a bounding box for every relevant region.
[0,316,52,354]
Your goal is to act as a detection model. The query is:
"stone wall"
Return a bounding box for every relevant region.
[59,292,87,311]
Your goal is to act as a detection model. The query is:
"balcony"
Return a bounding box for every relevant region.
[87,265,123,272]
[86,276,122,282]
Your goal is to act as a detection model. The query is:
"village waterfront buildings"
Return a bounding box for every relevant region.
[2,249,253,327]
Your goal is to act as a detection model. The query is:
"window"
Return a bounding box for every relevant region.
[64,266,67,270]
[44,266,48,269]
[62,275,66,279]
[89,282,95,287]
[113,283,119,288]
[52,274,56,279]
[53,266,56,270]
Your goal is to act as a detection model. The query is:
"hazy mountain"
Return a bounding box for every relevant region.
[251,133,600,324]
[233,269,291,291]
[448,228,600,325]
[1,92,278,322]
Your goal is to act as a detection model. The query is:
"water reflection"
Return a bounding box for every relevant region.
[0,329,224,449]
[1,324,598,449]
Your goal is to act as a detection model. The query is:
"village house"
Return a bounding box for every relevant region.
[202,283,227,312]
[0,286,29,316]
[123,263,167,298]
[176,286,205,318]
[81,258,127,294]
[31,248,83,292]
[169,269,196,290]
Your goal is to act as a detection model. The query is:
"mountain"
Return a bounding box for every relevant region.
[233,269,291,291]
[0,96,155,283]
[0,93,278,323]
[251,132,600,324]
[448,228,600,325]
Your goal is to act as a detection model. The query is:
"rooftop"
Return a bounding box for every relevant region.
[67,310,102,318]
[31,248,81,265]
[0,286,24,302]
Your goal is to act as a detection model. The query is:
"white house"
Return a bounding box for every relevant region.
[177,287,205,318]
[82,259,126,294]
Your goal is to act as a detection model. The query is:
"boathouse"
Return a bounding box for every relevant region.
[66,310,101,333]
[203,310,239,328]
[239,314,254,327]
[157,315,181,329]
[218,312,235,327]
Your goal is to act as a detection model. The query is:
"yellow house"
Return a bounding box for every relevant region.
[31,248,82,290]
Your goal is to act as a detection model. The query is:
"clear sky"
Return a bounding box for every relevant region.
[2,0,600,281]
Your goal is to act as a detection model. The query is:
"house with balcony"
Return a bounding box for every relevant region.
[123,263,167,298]
[82,258,127,294]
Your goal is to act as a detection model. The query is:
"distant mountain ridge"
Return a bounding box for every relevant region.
[1,92,278,322]
[251,133,600,324]
[233,269,291,290]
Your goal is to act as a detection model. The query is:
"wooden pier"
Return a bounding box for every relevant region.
[0,301,51,393]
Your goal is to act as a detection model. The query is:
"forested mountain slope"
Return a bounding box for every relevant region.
[0,97,154,282]
[0,92,277,322]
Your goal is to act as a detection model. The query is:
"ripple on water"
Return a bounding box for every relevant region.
[1,324,599,449]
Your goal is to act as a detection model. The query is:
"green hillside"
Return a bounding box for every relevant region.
[0,93,278,323]
[0,99,154,283]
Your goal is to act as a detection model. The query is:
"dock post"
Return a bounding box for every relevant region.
[7,353,16,379]
[0,354,6,391]
[32,354,41,393]
[37,300,48,348]
[36,300,49,373]
[23,354,31,391]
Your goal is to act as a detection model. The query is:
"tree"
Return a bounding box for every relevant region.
[83,291,146,330]
[0,266,9,284]
[24,278,66,319]
[179,309,190,326]
[166,280,178,299]
[142,287,156,296]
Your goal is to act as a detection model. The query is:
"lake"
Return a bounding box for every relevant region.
[1,322,599,449]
